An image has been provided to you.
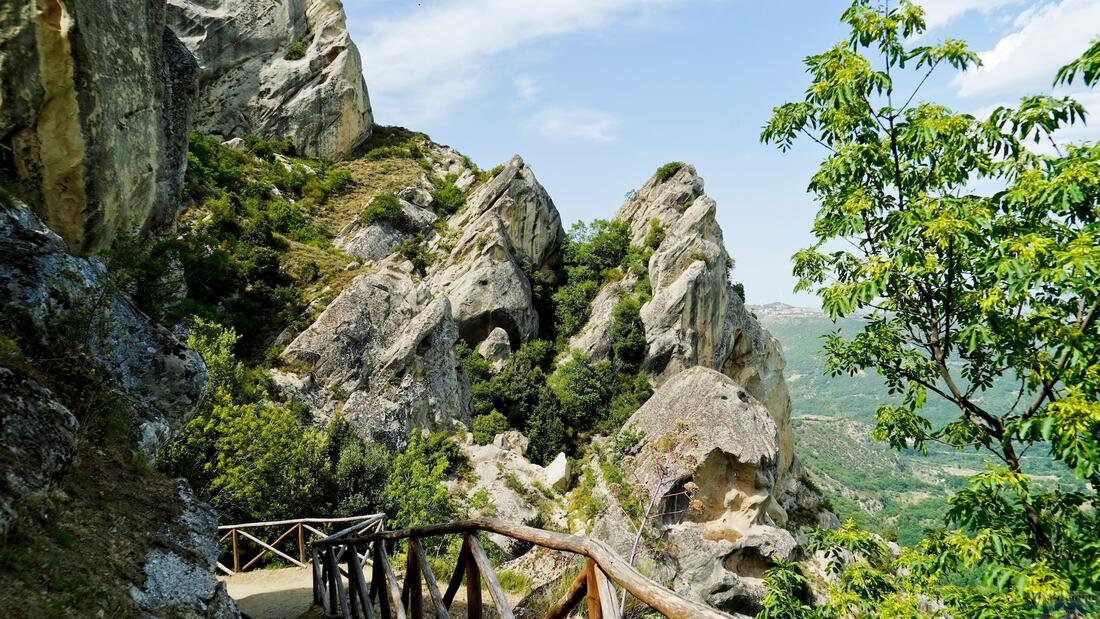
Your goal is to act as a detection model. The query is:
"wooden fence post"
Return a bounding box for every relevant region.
[232,529,240,573]
[406,539,422,618]
[464,533,482,619]
[298,523,306,564]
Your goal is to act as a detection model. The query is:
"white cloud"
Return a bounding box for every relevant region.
[527,105,621,143]
[951,0,1100,99]
[351,0,676,122]
[917,0,1024,30]
[513,74,539,104]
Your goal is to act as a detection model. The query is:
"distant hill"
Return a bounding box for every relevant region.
[755,305,1076,543]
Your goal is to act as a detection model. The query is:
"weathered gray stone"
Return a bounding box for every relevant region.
[132,482,241,618]
[0,0,198,253]
[335,220,405,263]
[280,259,469,445]
[566,273,637,361]
[167,0,373,159]
[0,368,78,537]
[478,326,512,372]
[0,200,207,452]
[540,453,570,492]
[624,367,782,536]
[455,155,564,273]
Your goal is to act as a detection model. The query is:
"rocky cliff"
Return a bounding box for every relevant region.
[570,163,795,476]
[167,0,373,159]
[0,0,197,254]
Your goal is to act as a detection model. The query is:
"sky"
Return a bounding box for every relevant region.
[341,0,1100,306]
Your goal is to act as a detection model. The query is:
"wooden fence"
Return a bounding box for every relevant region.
[217,514,385,575]
[311,517,739,619]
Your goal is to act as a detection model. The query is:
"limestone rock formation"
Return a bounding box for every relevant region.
[0,0,197,253]
[456,432,567,558]
[478,326,512,372]
[570,163,796,476]
[0,199,229,617]
[280,257,470,445]
[592,367,799,615]
[427,155,564,344]
[167,0,373,159]
[131,482,240,618]
[335,191,437,262]
[0,199,208,452]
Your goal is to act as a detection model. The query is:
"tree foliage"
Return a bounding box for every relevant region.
[763,0,1100,612]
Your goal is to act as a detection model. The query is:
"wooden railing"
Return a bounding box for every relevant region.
[217,514,385,575]
[311,517,740,619]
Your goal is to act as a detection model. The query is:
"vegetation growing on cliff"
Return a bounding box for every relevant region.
[763,0,1100,612]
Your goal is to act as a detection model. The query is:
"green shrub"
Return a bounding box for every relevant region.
[396,234,432,275]
[548,351,615,439]
[472,411,510,445]
[644,218,665,249]
[285,41,306,60]
[655,161,685,183]
[610,296,647,373]
[552,279,599,335]
[244,134,294,160]
[360,191,410,230]
[497,570,533,594]
[431,176,466,215]
[384,432,458,529]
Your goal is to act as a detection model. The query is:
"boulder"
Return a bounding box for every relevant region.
[478,327,512,372]
[493,430,529,456]
[131,482,240,618]
[0,0,198,253]
[334,220,404,263]
[0,199,207,452]
[589,367,795,616]
[167,0,372,159]
[624,367,783,537]
[540,452,570,492]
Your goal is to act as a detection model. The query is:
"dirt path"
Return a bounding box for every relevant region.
[222,567,520,619]
[221,567,319,619]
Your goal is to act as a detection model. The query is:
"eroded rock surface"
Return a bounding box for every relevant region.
[571,163,796,476]
[0,368,78,537]
[0,0,197,253]
[131,482,240,618]
[167,0,373,159]
[590,367,802,616]
[427,156,564,344]
[280,258,469,445]
[0,199,207,452]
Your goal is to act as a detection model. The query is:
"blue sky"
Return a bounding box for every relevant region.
[342,0,1100,306]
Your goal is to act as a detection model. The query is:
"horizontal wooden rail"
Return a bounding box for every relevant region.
[313,517,743,619]
[219,514,384,575]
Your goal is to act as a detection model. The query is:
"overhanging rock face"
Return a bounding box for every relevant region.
[167,0,373,159]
